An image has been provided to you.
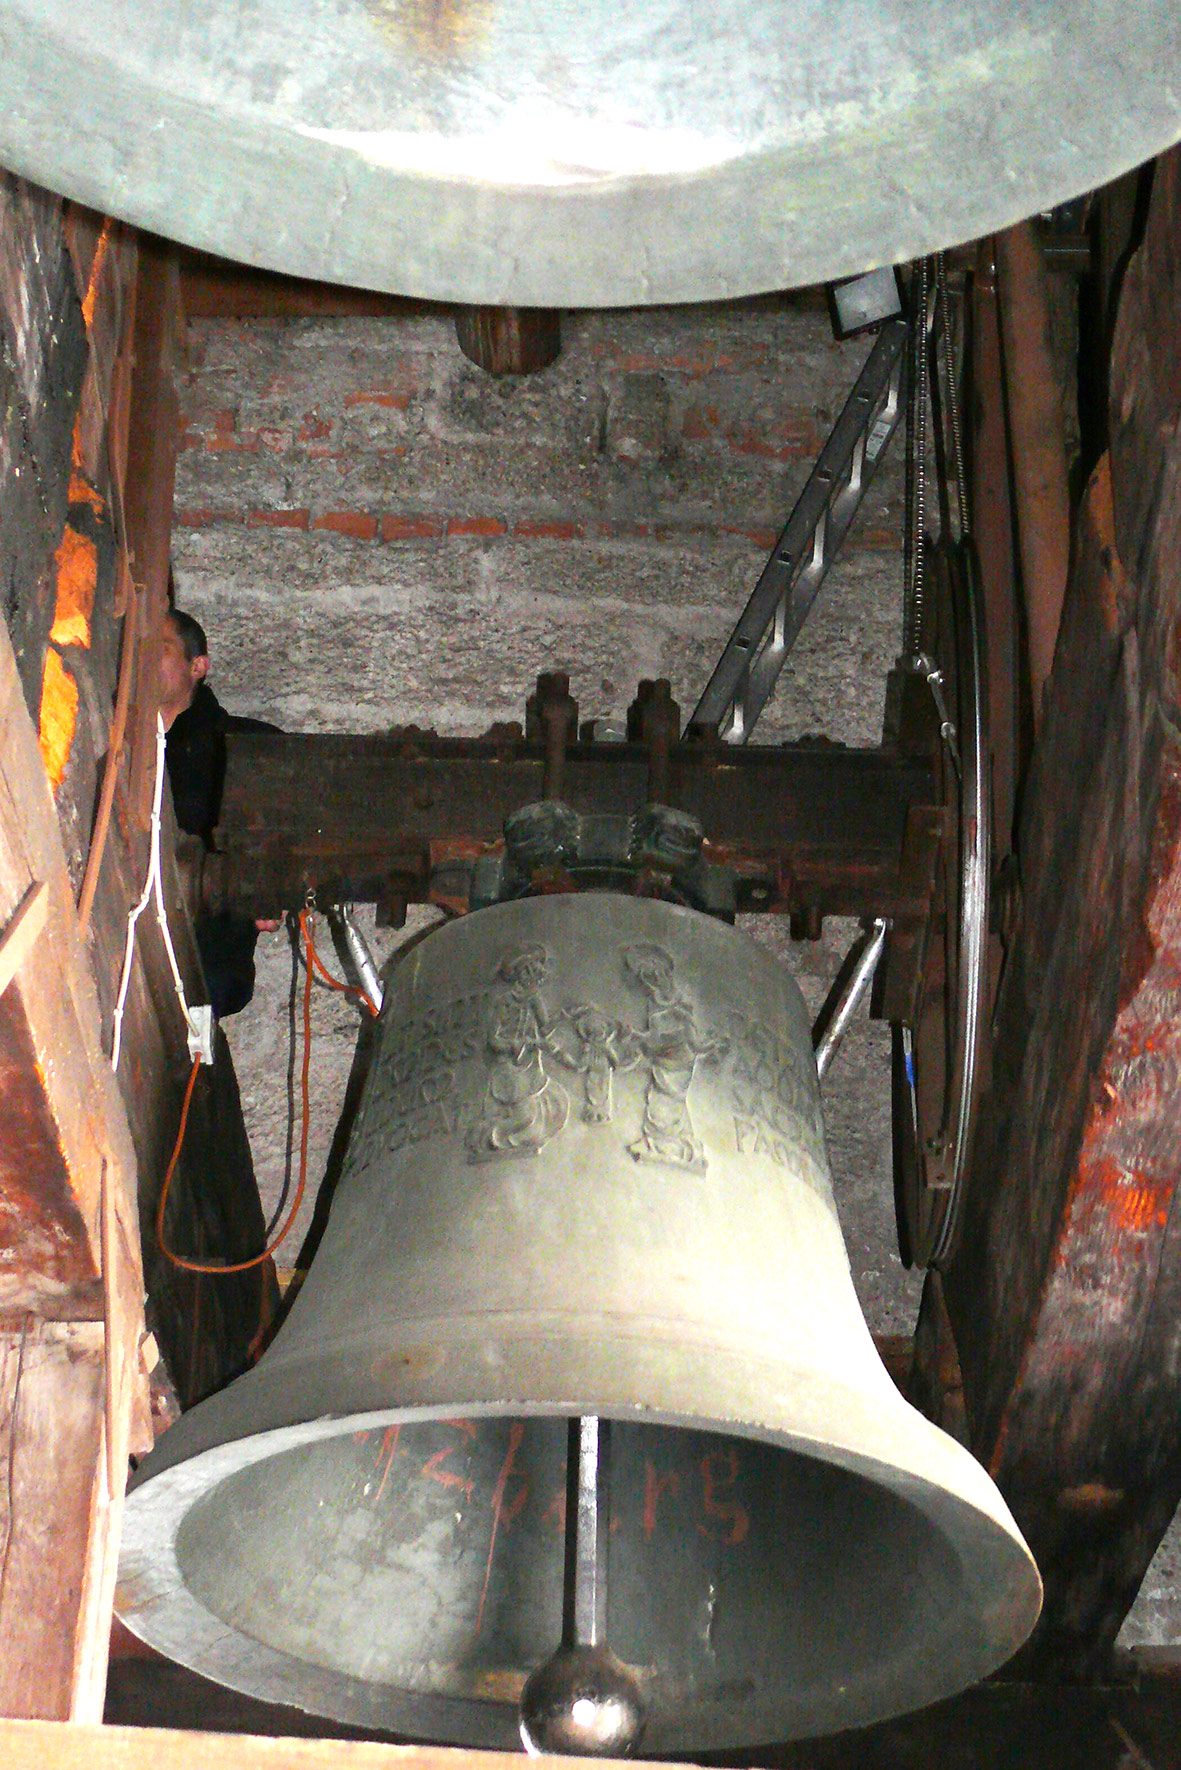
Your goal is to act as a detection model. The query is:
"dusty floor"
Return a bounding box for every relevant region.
[170,299,1175,1644]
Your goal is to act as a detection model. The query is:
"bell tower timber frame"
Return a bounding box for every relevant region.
[3,143,1181,1767]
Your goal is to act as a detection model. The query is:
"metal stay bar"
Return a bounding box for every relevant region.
[689,315,908,743]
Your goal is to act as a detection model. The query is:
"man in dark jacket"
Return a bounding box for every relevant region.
[161,607,279,1016]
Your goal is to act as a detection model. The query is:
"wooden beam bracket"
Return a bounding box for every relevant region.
[0,880,47,999]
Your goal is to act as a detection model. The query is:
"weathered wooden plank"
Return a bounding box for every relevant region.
[0,1321,108,1717]
[0,574,141,1271]
[454,307,561,376]
[0,587,141,1311]
[85,1663,1181,1770]
[122,239,182,829]
[945,146,1181,1671]
[2,1719,614,1770]
[995,220,1071,729]
[211,731,938,925]
[0,622,148,1709]
[178,249,414,320]
[0,171,90,722]
[0,881,48,999]
[0,180,152,1717]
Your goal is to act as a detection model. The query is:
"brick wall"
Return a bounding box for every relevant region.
[172,300,904,745]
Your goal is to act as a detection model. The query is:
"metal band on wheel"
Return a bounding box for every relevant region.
[893,541,990,1269]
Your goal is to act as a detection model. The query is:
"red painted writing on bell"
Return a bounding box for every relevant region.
[357,1421,752,1548]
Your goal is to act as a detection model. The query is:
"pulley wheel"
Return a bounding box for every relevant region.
[893,541,990,1269]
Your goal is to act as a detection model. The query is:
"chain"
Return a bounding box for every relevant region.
[935,252,969,538]
[903,257,933,657]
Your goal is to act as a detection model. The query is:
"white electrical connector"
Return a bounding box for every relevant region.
[185,1003,215,1066]
[111,712,216,1070]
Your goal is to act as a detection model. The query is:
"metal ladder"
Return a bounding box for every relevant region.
[689,315,908,743]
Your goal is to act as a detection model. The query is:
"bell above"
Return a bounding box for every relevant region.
[0,1,1179,305]
[117,893,1041,1753]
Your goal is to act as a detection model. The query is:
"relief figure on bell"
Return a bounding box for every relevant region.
[623,943,727,1172]
[466,944,569,1162]
[552,1003,640,1124]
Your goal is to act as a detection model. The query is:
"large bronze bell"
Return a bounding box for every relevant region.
[0,0,1179,303]
[117,894,1040,1752]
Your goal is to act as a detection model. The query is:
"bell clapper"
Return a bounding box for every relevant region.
[519,1416,645,1757]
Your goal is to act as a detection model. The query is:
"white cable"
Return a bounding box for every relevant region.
[111,713,208,1069]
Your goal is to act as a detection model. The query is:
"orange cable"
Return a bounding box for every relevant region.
[76,251,148,935]
[156,909,315,1275]
[76,568,137,934]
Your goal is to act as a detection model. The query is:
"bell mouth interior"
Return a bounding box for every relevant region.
[146,1412,987,1750]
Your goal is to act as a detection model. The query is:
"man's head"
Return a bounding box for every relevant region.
[160,608,209,728]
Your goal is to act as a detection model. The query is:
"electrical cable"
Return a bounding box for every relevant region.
[111,712,202,1070]
[155,907,316,1275]
[264,902,377,1239]
[264,912,301,1241]
[288,920,381,1012]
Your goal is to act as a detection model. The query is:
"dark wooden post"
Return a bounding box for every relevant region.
[454,306,561,376]
[123,239,183,828]
[945,146,1181,1673]
[994,220,1072,733]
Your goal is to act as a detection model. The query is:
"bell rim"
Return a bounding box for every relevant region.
[120,1369,1041,1747]
[1,2,1180,305]
[121,890,1040,1740]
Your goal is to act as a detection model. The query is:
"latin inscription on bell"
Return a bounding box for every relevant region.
[359,935,824,1183]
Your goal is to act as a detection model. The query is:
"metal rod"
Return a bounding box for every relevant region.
[329,904,384,1011]
[564,1415,609,1649]
[519,1413,642,1756]
[813,917,889,1079]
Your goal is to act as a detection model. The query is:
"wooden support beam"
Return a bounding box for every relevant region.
[945,146,1181,1673]
[0,582,149,1712]
[0,196,150,1712]
[968,239,1024,868]
[71,221,277,1410]
[122,239,183,829]
[0,1321,110,1718]
[0,1721,672,1770]
[0,881,48,999]
[177,248,417,320]
[995,220,1072,733]
[210,731,939,928]
[0,581,140,1321]
[88,1660,1181,1769]
[454,307,561,376]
